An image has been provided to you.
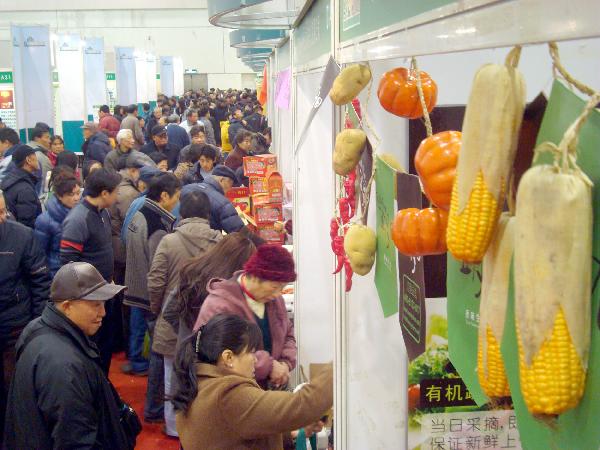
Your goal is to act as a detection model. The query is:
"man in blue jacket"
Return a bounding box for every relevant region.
[81,123,112,165]
[180,165,244,233]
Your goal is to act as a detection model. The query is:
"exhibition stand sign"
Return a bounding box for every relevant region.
[115,47,137,105]
[0,70,16,130]
[56,34,85,152]
[84,37,107,122]
[160,56,175,97]
[11,25,54,141]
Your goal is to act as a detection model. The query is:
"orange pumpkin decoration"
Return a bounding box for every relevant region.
[391,207,448,256]
[377,68,438,119]
[414,131,461,210]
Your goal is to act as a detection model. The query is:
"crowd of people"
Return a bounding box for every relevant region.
[0,88,332,449]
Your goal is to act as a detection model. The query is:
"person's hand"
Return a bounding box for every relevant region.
[270,360,290,387]
[242,119,248,126]
[303,420,325,438]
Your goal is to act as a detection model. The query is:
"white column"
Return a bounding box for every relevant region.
[134,50,148,105]
[146,53,157,103]
[173,57,184,96]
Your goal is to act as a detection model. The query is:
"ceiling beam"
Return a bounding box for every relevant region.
[0,0,207,11]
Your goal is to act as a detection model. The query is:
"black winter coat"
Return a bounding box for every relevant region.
[0,166,41,228]
[4,303,133,450]
[85,132,112,164]
[0,219,50,340]
[228,118,247,145]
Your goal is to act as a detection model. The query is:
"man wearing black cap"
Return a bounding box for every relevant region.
[180,165,245,233]
[4,262,139,450]
[0,144,41,228]
[141,125,178,170]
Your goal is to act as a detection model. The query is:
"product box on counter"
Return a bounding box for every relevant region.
[243,154,278,177]
[226,187,250,214]
[252,223,284,244]
[252,202,283,224]
[249,171,283,201]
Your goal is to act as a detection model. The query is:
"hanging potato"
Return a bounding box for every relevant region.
[344,224,376,276]
[377,67,437,119]
[414,131,461,210]
[333,129,367,176]
[391,207,447,257]
[329,64,372,106]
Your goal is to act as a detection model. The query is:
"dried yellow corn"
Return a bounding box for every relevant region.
[447,47,525,263]
[477,213,513,398]
[515,159,592,416]
[447,171,503,263]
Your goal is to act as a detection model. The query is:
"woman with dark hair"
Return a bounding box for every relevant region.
[195,244,297,389]
[48,135,66,166]
[224,129,254,172]
[113,104,124,122]
[161,232,256,343]
[173,314,333,450]
[34,167,82,276]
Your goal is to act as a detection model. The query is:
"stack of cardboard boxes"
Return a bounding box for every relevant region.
[225,154,284,244]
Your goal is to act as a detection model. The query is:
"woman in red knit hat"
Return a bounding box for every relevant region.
[194,244,296,388]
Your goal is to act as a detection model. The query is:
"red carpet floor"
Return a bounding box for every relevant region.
[109,352,180,450]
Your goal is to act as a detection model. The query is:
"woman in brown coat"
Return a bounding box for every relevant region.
[174,314,333,450]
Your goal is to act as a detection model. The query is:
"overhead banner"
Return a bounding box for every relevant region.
[135,50,149,105]
[11,25,53,141]
[57,34,85,152]
[173,57,184,96]
[146,53,157,104]
[84,37,106,122]
[115,47,136,105]
[160,56,174,97]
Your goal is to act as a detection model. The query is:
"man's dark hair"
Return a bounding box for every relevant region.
[189,124,205,137]
[199,145,217,161]
[147,172,181,201]
[84,168,121,197]
[34,122,50,133]
[127,104,138,114]
[186,109,197,119]
[99,105,110,114]
[31,126,49,141]
[234,130,253,145]
[56,151,78,171]
[162,105,171,116]
[179,190,210,220]
[198,106,209,117]
[149,151,168,165]
[184,144,204,163]
[0,127,19,145]
[142,103,150,112]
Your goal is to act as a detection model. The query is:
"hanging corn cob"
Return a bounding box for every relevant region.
[446,47,526,263]
[477,213,514,398]
[514,93,599,416]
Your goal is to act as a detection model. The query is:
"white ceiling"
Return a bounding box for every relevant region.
[0,0,207,11]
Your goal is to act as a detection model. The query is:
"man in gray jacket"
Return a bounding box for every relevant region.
[147,189,221,436]
[120,104,145,149]
[123,172,181,422]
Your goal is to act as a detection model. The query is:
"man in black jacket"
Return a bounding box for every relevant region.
[0,190,51,443]
[4,262,136,450]
[141,125,179,170]
[60,168,122,373]
[0,145,41,228]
